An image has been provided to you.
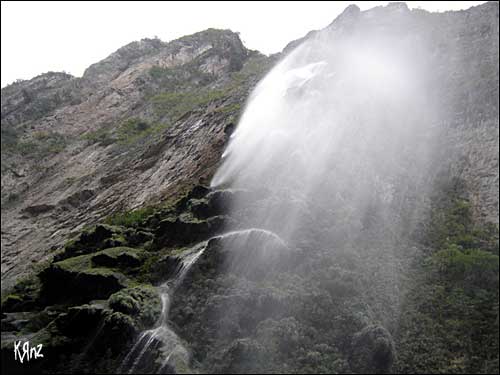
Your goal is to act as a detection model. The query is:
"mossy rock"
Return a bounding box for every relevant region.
[174,185,211,213]
[153,215,226,248]
[39,257,128,305]
[124,229,154,246]
[1,275,42,313]
[101,312,138,354]
[108,285,161,330]
[91,247,144,268]
[56,224,128,261]
[1,311,38,332]
[1,294,24,313]
[55,302,109,337]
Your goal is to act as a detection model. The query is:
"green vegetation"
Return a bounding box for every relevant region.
[104,206,156,228]
[115,118,170,145]
[0,125,20,150]
[2,129,68,157]
[148,53,271,124]
[149,64,214,90]
[396,178,499,373]
[215,102,241,114]
[151,89,228,120]
[82,118,171,146]
[82,127,116,146]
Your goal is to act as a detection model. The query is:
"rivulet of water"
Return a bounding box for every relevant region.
[119,242,207,374]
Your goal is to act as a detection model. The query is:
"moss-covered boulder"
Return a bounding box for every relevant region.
[124,229,154,246]
[39,253,128,304]
[1,275,41,313]
[55,302,108,337]
[1,294,25,313]
[153,215,226,248]
[55,224,128,261]
[108,285,162,329]
[91,247,144,268]
[174,185,211,213]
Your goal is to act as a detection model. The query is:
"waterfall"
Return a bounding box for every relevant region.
[203,9,440,373]
[211,14,438,256]
[119,242,207,374]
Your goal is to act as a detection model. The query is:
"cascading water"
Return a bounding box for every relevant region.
[126,6,443,374]
[211,8,439,264]
[200,6,441,373]
[119,242,207,373]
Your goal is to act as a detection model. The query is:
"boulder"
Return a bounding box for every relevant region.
[55,224,127,261]
[91,247,143,268]
[39,257,127,304]
[153,215,226,248]
[108,285,161,329]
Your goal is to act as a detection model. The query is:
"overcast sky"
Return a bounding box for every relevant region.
[1,1,486,87]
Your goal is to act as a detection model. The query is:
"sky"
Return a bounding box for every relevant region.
[1,1,487,87]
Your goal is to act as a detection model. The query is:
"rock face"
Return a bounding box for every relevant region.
[1,29,274,290]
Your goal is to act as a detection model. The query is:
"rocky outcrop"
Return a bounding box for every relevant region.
[0,184,230,373]
[1,29,274,290]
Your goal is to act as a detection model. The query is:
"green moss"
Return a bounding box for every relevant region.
[1,294,23,311]
[108,285,161,329]
[54,253,93,272]
[104,206,156,227]
[82,127,115,146]
[3,131,68,156]
[215,102,241,114]
[54,247,143,275]
[116,118,171,145]
[82,118,170,147]
[151,89,228,120]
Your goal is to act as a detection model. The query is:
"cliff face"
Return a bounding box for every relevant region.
[0,2,499,374]
[1,29,274,290]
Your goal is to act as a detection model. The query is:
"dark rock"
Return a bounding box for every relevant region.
[39,260,127,304]
[59,189,95,208]
[124,229,154,246]
[153,215,226,247]
[175,185,211,212]
[1,312,37,332]
[1,294,24,312]
[55,224,126,261]
[22,204,55,215]
[55,303,108,337]
[91,247,143,268]
[101,312,137,352]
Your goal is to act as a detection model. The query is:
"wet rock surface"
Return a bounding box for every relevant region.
[1,29,274,290]
[1,185,229,373]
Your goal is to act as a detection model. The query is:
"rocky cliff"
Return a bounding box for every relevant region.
[1,2,499,374]
[1,29,275,290]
